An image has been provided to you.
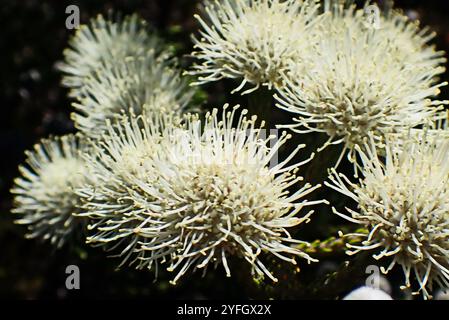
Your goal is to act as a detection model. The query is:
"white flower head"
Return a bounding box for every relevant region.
[11,134,90,248]
[72,55,194,138]
[326,132,449,299]
[276,1,447,165]
[59,13,166,97]
[188,0,322,94]
[78,105,326,284]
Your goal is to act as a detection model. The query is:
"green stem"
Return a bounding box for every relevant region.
[295,229,368,259]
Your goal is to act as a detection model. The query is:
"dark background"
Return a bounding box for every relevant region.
[1,0,448,299]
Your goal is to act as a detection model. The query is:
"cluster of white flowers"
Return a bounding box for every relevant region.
[59,13,194,138]
[275,0,447,163]
[59,14,164,96]
[77,105,325,284]
[72,56,193,138]
[11,134,90,248]
[186,0,449,298]
[13,11,326,285]
[190,0,447,165]
[10,1,449,299]
[187,0,323,94]
[326,132,449,299]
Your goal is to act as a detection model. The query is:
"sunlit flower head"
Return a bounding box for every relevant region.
[59,13,166,97]
[11,134,90,248]
[276,1,447,165]
[188,0,322,94]
[326,132,449,299]
[78,105,326,284]
[72,56,194,138]
[148,105,326,284]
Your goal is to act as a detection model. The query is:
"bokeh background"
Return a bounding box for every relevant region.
[1,0,449,299]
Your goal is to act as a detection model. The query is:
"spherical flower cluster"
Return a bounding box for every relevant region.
[326,132,449,299]
[72,56,194,138]
[77,106,325,284]
[276,1,447,164]
[188,0,322,94]
[59,13,167,97]
[11,134,90,248]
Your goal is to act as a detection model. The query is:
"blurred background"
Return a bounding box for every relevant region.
[1,0,448,299]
